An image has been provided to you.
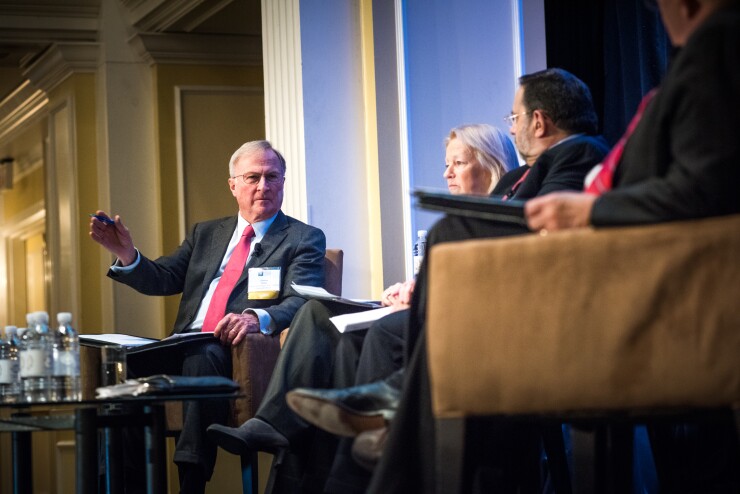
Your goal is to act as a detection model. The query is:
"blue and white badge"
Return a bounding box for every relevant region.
[247,267,281,299]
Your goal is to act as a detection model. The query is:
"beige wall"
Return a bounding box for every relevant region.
[44,74,101,331]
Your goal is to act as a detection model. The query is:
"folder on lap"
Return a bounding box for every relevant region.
[413,187,528,226]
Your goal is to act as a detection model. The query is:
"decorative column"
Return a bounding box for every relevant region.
[260,0,308,221]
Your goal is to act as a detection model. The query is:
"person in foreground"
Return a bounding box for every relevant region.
[289,68,610,493]
[524,0,740,491]
[206,124,519,491]
[89,140,325,494]
[293,0,740,492]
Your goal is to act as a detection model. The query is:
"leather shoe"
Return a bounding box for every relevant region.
[207,418,288,455]
[286,379,400,437]
[351,426,388,472]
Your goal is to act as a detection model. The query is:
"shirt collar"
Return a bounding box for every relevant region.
[549,132,584,150]
[237,212,278,241]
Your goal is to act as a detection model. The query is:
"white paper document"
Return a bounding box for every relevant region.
[329,306,396,333]
[291,283,381,308]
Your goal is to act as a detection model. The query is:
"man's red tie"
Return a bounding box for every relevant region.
[502,168,531,201]
[585,89,658,195]
[201,225,255,332]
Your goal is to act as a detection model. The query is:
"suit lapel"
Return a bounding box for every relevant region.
[514,151,554,199]
[201,216,238,294]
[494,165,530,196]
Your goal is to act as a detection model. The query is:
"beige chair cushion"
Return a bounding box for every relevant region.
[427,214,740,418]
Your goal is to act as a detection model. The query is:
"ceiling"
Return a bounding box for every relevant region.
[0,0,261,102]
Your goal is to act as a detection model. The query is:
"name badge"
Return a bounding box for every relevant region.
[248,267,281,299]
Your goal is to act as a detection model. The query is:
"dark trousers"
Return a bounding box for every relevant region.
[124,339,232,487]
[263,300,408,493]
[256,299,368,438]
[257,299,368,493]
[324,310,409,494]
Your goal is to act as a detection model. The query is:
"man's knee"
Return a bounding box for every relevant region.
[182,340,231,375]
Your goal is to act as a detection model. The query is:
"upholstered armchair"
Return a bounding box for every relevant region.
[425,214,740,492]
[166,248,344,429]
[227,248,343,426]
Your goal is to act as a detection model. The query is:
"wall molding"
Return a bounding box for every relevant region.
[120,0,231,32]
[131,32,261,66]
[0,80,48,145]
[23,42,99,95]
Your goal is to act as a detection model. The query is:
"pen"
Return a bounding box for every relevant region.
[89,214,115,225]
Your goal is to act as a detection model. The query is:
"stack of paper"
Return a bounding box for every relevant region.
[329,306,396,333]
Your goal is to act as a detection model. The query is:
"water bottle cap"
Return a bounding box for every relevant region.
[57,312,73,324]
[417,230,427,238]
[36,311,49,324]
[25,313,36,325]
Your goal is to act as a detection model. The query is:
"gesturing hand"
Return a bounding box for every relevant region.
[89,210,137,265]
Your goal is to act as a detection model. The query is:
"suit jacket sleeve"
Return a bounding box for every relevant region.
[260,221,326,333]
[107,224,198,297]
[591,7,740,226]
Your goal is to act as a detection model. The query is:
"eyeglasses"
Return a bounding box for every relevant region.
[231,172,285,186]
[503,111,531,126]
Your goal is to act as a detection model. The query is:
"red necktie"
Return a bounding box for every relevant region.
[502,168,531,201]
[201,225,255,332]
[585,89,658,195]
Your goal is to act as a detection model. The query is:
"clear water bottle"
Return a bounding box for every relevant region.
[413,230,427,275]
[51,312,81,401]
[20,311,52,402]
[5,326,22,402]
[0,326,21,403]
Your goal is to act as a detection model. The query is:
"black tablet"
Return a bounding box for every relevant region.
[413,188,527,226]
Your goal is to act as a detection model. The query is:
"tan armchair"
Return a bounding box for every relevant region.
[426,214,740,491]
[227,248,343,426]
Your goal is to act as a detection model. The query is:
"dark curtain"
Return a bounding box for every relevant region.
[545,0,671,145]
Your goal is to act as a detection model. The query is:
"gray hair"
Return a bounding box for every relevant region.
[445,124,519,192]
[228,140,286,177]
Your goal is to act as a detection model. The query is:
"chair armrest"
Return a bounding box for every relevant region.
[230,332,281,425]
[427,214,740,418]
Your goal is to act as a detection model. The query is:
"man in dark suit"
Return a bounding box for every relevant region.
[285,69,609,493]
[527,0,740,229]
[526,0,740,491]
[89,140,326,493]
